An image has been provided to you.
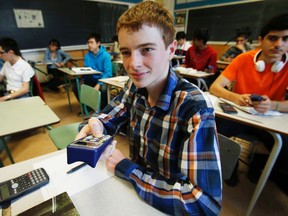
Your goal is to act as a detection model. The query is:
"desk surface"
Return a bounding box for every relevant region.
[99,76,129,89]
[113,60,123,64]
[216,60,230,65]
[207,92,287,216]
[0,150,165,216]
[174,67,213,78]
[208,93,288,135]
[0,96,60,137]
[58,67,101,76]
[173,55,185,59]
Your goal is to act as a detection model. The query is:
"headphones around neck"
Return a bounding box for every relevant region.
[254,50,287,73]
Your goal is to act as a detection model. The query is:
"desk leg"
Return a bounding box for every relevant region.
[64,74,72,112]
[196,78,209,91]
[198,78,208,91]
[107,84,111,103]
[245,132,282,216]
[0,137,15,164]
[75,77,84,118]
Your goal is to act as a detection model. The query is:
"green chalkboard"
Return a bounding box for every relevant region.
[186,0,287,42]
[0,0,128,49]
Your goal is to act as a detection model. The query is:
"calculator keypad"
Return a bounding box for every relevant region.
[10,168,48,194]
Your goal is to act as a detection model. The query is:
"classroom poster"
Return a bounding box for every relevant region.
[174,10,187,32]
[14,9,44,28]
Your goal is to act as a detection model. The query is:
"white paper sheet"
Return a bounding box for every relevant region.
[33,152,114,199]
[71,67,99,74]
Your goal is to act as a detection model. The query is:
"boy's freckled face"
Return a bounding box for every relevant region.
[118,25,174,89]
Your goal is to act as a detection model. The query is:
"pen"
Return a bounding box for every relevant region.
[67,163,87,174]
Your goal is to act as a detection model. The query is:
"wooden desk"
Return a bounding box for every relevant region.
[69,58,85,67]
[0,97,60,163]
[0,150,165,216]
[207,93,288,216]
[58,68,101,113]
[174,67,213,91]
[217,60,230,71]
[99,76,129,102]
[28,61,52,76]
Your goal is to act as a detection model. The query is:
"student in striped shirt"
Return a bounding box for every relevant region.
[76,1,222,215]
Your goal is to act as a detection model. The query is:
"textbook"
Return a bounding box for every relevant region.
[17,192,79,216]
[71,67,100,74]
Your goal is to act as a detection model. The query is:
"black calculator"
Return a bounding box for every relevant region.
[0,168,49,206]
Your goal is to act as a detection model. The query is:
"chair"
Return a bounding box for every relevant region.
[48,122,80,150]
[80,84,101,119]
[48,84,101,150]
[218,133,242,180]
[112,61,119,77]
[30,75,45,101]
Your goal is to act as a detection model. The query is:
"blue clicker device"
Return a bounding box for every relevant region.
[67,134,113,167]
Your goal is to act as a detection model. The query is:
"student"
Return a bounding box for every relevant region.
[175,31,192,56]
[76,1,222,215]
[0,37,34,101]
[184,28,218,88]
[44,39,71,89]
[73,33,112,110]
[171,31,191,67]
[111,35,122,61]
[185,28,217,74]
[220,33,252,62]
[210,13,288,190]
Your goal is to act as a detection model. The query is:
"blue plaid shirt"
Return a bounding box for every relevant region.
[89,69,222,215]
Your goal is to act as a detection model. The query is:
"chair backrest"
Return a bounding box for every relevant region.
[112,61,118,77]
[48,122,80,150]
[80,84,101,115]
[30,75,45,101]
[218,133,242,180]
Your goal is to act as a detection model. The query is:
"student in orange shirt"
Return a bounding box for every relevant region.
[210,13,288,191]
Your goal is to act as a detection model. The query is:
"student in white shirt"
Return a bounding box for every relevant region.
[0,37,34,101]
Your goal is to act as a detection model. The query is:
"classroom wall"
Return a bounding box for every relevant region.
[1,0,134,50]
[0,0,137,62]
[2,0,139,82]
[175,0,287,43]
[174,0,255,10]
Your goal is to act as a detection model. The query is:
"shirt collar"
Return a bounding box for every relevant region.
[135,67,178,111]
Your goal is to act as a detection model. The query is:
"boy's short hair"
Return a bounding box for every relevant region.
[236,33,248,40]
[176,31,186,41]
[117,1,175,48]
[260,13,288,38]
[0,37,21,56]
[192,28,209,44]
[87,33,101,43]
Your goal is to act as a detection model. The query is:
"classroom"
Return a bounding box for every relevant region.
[0,0,287,215]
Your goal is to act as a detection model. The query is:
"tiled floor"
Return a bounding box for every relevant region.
[1,86,287,216]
